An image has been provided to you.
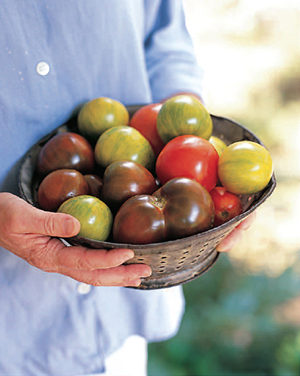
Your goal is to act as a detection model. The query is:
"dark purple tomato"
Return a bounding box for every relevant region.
[37,169,89,211]
[101,160,158,214]
[37,132,94,176]
[83,174,103,198]
[113,177,215,244]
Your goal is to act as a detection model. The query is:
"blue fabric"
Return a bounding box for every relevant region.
[0,1,204,374]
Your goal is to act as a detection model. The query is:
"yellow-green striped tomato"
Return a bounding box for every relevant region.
[156,95,213,143]
[94,125,155,171]
[58,195,113,241]
[218,141,273,195]
[209,136,227,156]
[77,97,129,141]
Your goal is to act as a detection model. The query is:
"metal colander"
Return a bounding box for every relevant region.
[18,106,276,289]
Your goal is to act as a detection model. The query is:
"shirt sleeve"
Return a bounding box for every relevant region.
[144,0,204,103]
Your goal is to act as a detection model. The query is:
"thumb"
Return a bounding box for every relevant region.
[1,193,81,238]
[31,209,81,238]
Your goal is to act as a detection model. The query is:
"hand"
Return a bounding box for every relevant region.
[0,193,152,287]
[216,212,256,252]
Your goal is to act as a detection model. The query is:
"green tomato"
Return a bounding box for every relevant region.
[94,125,155,171]
[156,95,213,143]
[57,195,113,241]
[209,136,227,156]
[218,141,273,195]
[77,97,129,141]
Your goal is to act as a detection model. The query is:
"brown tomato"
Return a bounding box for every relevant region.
[101,160,158,214]
[37,169,89,211]
[37,132,94,176]
[83,174,103,198]
[113,177,215,244]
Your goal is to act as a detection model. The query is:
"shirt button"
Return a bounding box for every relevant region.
[77,283,92,295]
[36,61,50,76]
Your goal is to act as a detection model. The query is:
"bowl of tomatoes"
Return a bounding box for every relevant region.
[18,96,276,289]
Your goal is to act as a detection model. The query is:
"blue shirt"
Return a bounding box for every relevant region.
[0,1,204,374]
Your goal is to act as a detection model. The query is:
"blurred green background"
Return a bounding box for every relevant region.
[148,1,300,375]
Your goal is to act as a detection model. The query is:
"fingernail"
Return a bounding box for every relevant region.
[64,217,80,236]
[216,243,231,253]
[120,250,135,263]
[129,279,142,287]
[140,268,152,278]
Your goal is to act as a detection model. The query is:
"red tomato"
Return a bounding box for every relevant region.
[210,187,243,227]
[156,135,219,192]
[129,103,165,156]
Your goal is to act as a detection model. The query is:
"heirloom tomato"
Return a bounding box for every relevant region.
[38,169,89,212]
[58,195,113,242]
[77,97,129,141]
[209,135,227,156]
[83,174,103,198]
[218,141,273,195]
[113,177,215,245]
[37,132,94,176]
[101,160,158,214]
[129,103,165,156]
[94,125,155,171]
[156,94,213,143]
[156,135,219,192]
[210,187,243,227]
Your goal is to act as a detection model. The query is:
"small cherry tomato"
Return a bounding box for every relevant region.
[210,187,243,227]
[218,141,273,195]
[156,94,213,143]
[101,160,158,213]
[129,103,165,156]
[156,135,219,192]
[113,178,215,244]
[38,169,89,211]
[58,195,113,242]
[37,132,94,176]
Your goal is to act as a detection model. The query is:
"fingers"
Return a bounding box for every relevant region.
[55,242,152,287]
[216,212,256,253]
[216,227,243,253]
[31,208,153,285]
[28,209,81,238]
[0,193,152,287]
[1,193,81,238]
[28,237,152,287]
[56,245,135,270]
[61,263,152,287]
[236,212,256,230]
